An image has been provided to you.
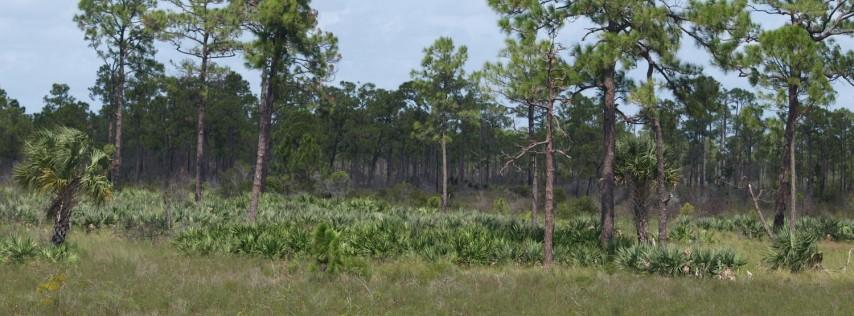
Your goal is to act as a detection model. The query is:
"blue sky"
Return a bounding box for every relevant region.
[0,0,851,114]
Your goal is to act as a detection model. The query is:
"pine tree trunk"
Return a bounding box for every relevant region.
[652,113,669,242]
[774,84,799,231]
[543,118,554,266]
[195,52,209,204]
[441,136,448,210]
[599,64,617,245]
[543,48,558,268]
[249,57,279,221]
[112,46,126,189]
[528,103,538,227]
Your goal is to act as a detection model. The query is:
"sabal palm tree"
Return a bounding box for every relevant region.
[14,127,112,245]
[616,136,679,242]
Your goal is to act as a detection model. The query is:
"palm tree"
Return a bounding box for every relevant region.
[616,136,679,243]
[14,127,113,245]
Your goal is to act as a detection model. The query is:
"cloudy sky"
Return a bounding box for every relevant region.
[0,0,851,114]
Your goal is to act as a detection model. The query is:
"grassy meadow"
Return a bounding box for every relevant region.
[2,185,853,315]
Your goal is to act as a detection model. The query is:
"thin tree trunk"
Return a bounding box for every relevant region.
[599,63,617,245]
[633,184,649,242]
[112,48,126,189]
[528,102,538,227]
[195,49,210,204]
[544,104,555,267]
[652,112,669,242]
[542,45,559,268]
[774,84,799,231]
[248,57,279,221]
[441,135,448,210]
[702,132,707,188]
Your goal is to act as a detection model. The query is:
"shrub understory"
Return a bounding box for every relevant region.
[0,186,761,276]
[0,235,78,264]
[615,244,746,278]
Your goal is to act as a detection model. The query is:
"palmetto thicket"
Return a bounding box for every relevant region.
[616,137,679,242]
[14,127,113,245]
[764,229,823,273]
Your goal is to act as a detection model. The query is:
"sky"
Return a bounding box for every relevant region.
[0,0,851,114]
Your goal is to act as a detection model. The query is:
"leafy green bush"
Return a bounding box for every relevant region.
[171,206,607,267]
[311,223,369,276]
[669,219,716,244]
[0,235,78,264]
[427,195,442,208]
[764,229,823,272]
[492,198,510,214]
[615,244,745,278]
[686,214,854,242]
[1,236,39,263]
[311,223,345,272]
[679,203,696,217]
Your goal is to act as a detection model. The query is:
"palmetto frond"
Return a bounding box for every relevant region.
[616,136,680,187]
[13,127,113,205]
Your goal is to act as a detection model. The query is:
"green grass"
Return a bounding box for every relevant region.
[2,186,854,314]
[1,230,853,315]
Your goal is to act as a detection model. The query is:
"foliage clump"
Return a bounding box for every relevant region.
[13,127,112,244]
[615,244,745,278]
[311,223,362,275]
[0,235,78,264]
[764,229,823,273]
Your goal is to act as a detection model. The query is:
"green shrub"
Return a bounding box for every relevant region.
[669,219,716,244]
[615,244,745,278]
[492,198,510,214]
[427,195,442,208]
[554,244,606,266]
[679,203,696,217]
[311,223,345,272]
[311,223,369,276]
[40,244,79,263]
[2,236,39,264]
[0,235,78,264]
[764,229,823,272]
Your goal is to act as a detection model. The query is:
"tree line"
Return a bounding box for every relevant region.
[0,0,852,266]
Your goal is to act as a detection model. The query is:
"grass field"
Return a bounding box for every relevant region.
[2,187,853,315]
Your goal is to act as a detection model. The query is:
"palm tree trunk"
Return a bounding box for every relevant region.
[50,184,78,245]
[633,183,649,243]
